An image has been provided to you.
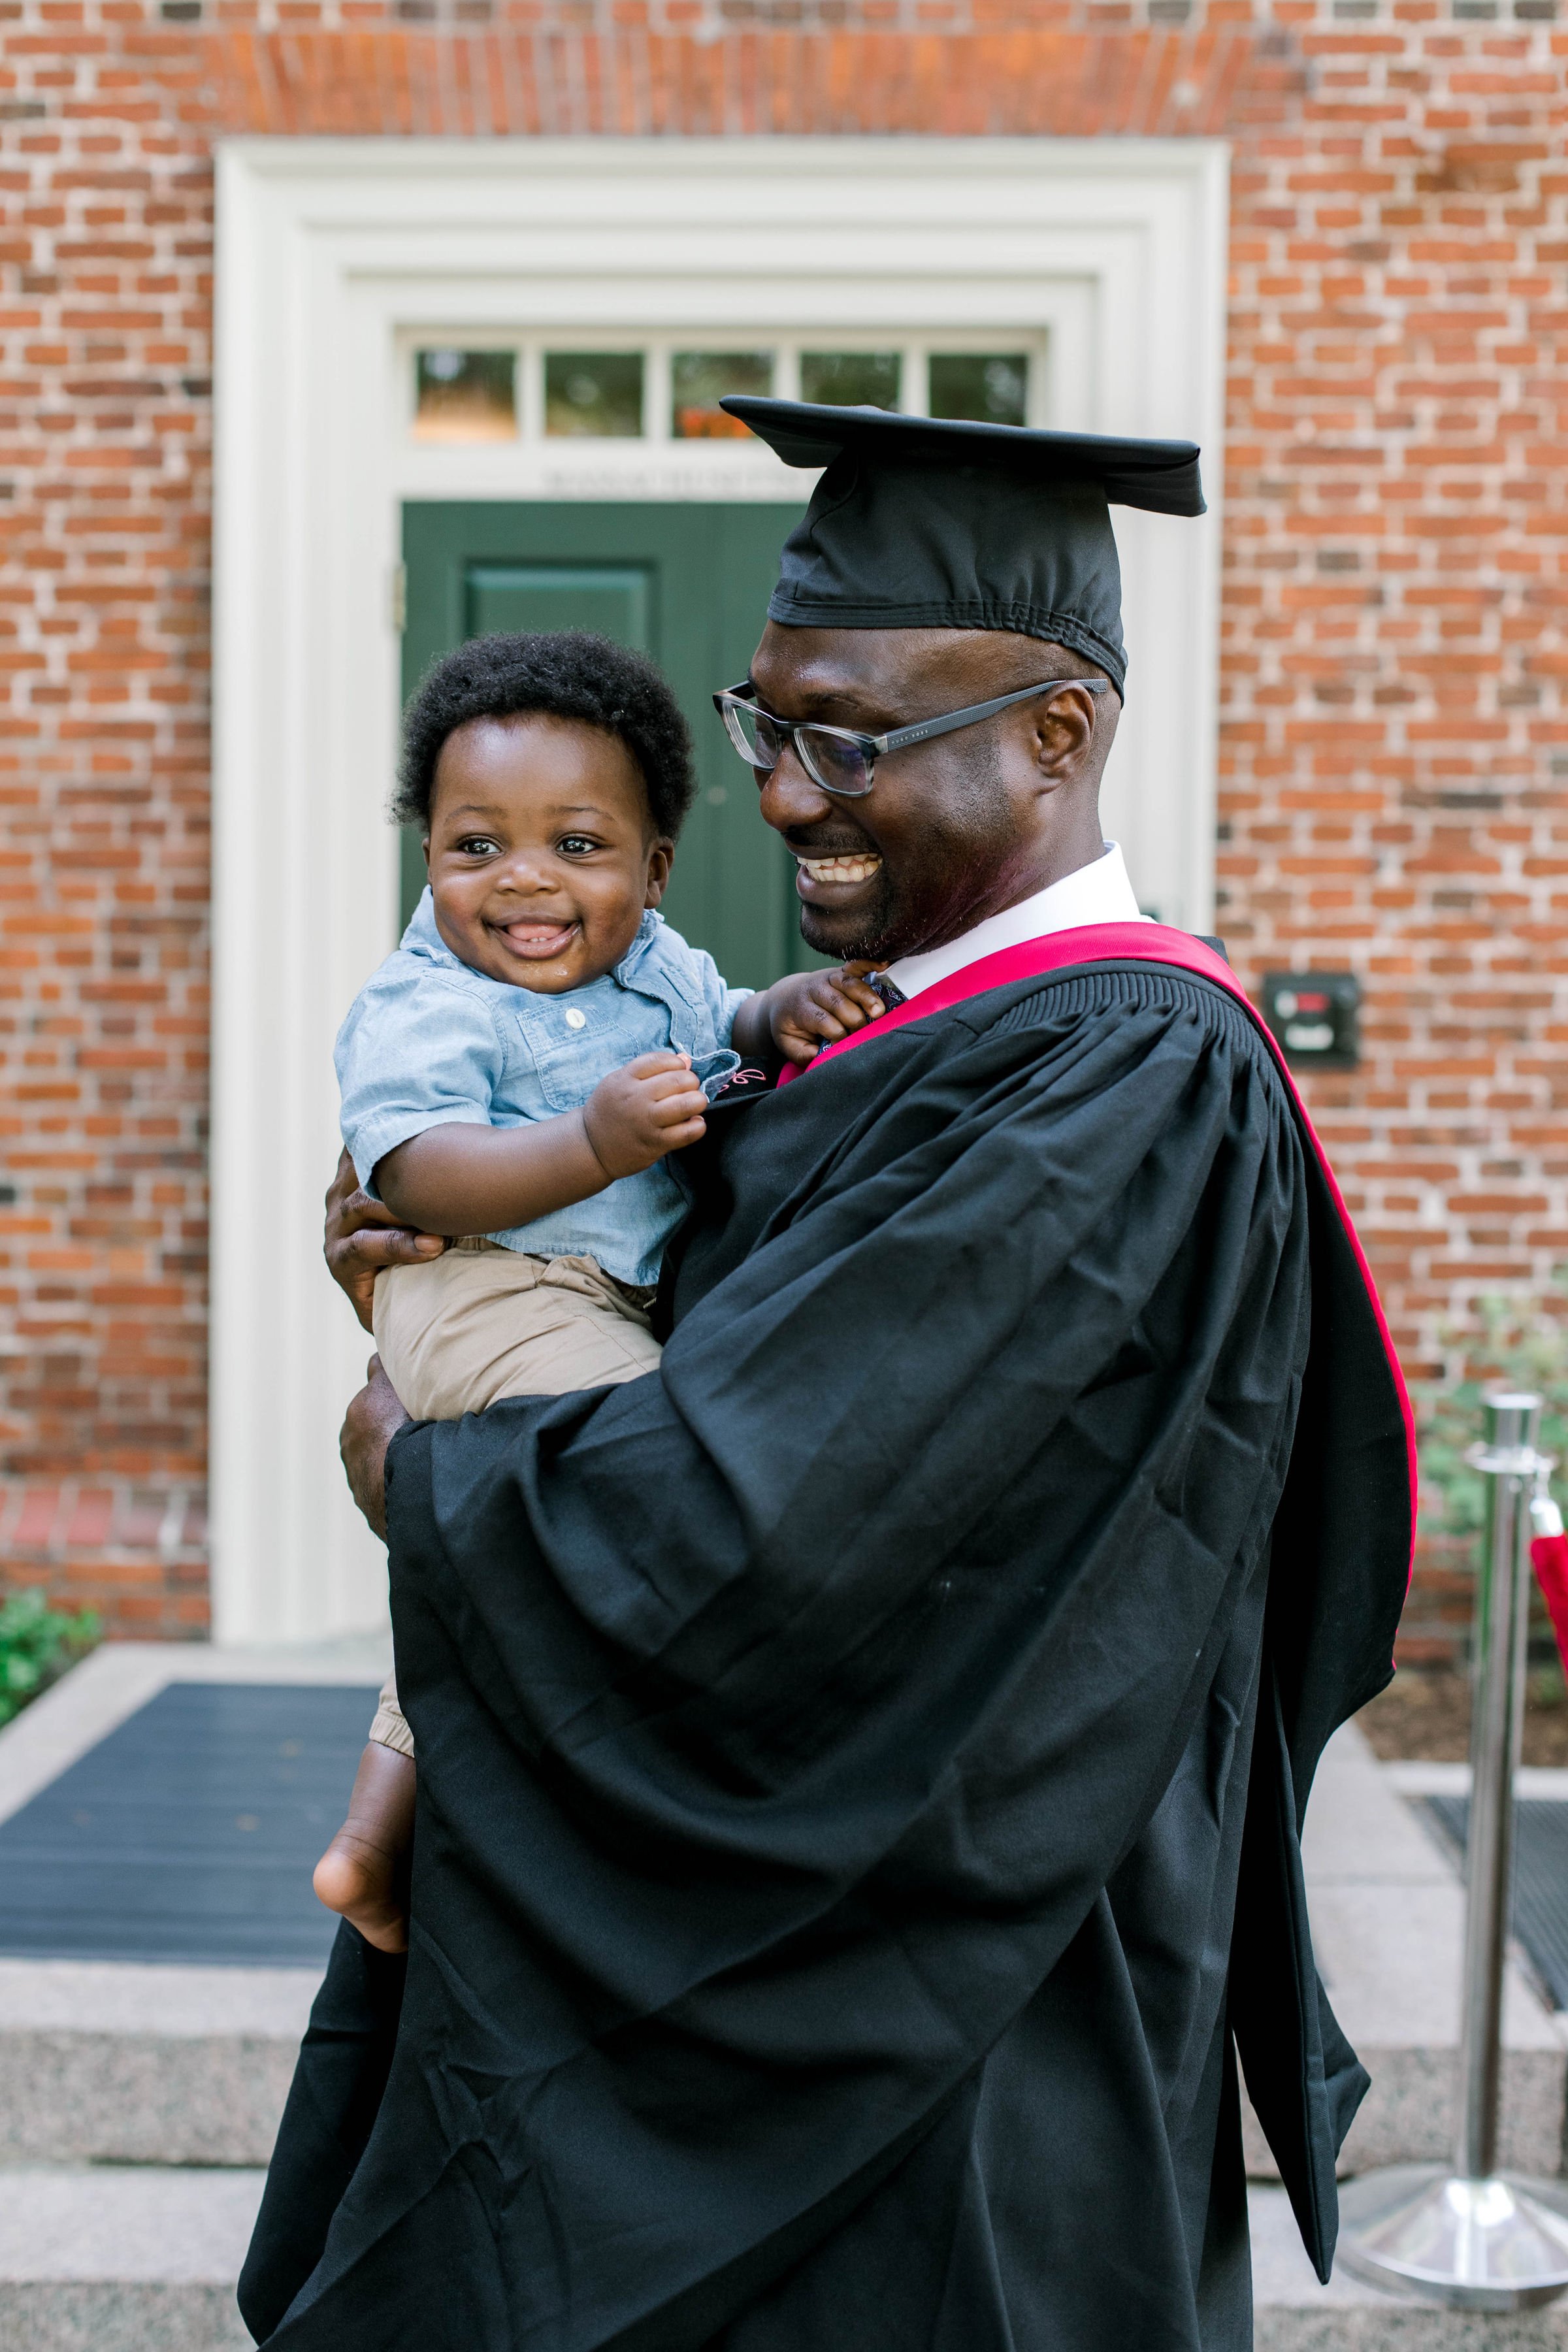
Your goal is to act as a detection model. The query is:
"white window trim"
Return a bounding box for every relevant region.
[212,134,1228,1645]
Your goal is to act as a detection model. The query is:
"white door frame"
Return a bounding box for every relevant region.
[211,134,1229,1644]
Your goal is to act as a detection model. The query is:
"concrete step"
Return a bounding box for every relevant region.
[0,2164,263,2351]
[3,2168,1563,2352]
[0,1959,315,2166]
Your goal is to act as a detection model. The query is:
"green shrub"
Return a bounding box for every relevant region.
[0,1590,101,1728]
[1416,1275,1568,1553]
[1414,1277,1568,1690]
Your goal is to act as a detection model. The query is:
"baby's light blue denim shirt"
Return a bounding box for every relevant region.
[336,889,749,1286]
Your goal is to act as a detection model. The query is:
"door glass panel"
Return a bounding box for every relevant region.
[799,351,901,410]
[544,353,645,438]
[400,504,820,989]
[413,350,517,443]
[671,351,774,438]
[400,566,653,921]
[466,565,651,649]
[928,353,1029,427]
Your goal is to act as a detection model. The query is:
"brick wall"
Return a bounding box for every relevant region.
[1,0,1565,1646]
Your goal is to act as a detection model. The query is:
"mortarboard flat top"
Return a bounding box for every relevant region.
[721,397,1207,698]
[721,399,1205,517]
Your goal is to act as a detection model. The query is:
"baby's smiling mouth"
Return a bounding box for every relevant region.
[493,916,581,960]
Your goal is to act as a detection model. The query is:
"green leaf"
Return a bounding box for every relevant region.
[0,1593,101,1722]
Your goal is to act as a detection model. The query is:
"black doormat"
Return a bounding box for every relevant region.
[0,1680,378,1967]
[1425,1795,1568,2014]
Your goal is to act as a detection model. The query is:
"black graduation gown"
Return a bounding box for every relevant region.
[241,947,1411,2352]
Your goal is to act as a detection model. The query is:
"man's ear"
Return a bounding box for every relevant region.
[644,839,675,909]
[421,835,432,872]
[1030,685,1100,784]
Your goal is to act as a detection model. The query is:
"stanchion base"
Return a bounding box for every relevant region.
[1337,2164,1568,2311]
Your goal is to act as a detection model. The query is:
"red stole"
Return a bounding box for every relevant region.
[780,921,1418,1579]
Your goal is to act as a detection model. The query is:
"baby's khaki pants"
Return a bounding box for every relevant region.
[367,1240,661,1757]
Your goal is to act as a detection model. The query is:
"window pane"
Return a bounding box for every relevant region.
[672,351,774,438]
[544,352,645,438]
[928,353,1029,428]
[799,351,902,411]
[413,349,517,444]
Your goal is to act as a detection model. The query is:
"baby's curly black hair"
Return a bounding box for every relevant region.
[395,632,696,841]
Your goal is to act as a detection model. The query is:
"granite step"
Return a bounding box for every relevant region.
[0,1959,314,2167]
[0,2164,262,2352]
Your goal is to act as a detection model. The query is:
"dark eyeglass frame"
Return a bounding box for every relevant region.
[712,675,1109,800]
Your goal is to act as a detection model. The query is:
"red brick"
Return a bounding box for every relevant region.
[2,0,1566,1654]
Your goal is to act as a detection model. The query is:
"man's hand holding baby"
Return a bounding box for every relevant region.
[581,1051,709,1177]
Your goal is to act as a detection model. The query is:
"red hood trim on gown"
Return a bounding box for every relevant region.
[779,921,1418,1580]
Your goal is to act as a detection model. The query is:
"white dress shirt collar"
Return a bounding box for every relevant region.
[881,841,1149,1005]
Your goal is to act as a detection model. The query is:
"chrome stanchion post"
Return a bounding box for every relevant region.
[1456,1390,1535,2185]
[1336,1389,1568,2311]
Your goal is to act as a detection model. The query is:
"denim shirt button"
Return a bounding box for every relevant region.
[564,1007,587,1030]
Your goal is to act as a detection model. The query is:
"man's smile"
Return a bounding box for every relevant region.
[792,850,885,892]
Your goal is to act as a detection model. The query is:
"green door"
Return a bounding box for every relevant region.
[400,502,814,992]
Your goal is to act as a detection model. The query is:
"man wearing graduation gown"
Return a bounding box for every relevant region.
[241,402,1413,2351]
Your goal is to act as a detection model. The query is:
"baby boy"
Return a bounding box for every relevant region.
[314,629,886,1947]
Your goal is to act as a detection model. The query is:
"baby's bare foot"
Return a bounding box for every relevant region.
[313,1740,417,1954]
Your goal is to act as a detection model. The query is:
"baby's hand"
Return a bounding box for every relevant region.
[581,1051,708,1179]
[764,963,889,1067]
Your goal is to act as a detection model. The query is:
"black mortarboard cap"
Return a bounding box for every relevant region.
[721,397,1205,698]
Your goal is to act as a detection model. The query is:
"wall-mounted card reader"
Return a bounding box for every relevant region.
[1260,972,1360,1071]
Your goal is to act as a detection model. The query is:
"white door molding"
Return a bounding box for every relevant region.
[211,134,1228,1643]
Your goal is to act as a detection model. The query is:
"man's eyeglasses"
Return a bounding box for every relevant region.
[712,676,1109,801]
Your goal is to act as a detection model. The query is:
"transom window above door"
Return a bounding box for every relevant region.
[408,336,1048,446]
